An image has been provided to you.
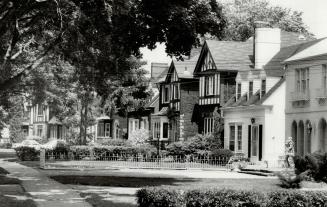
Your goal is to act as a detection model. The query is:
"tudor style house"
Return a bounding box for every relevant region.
[151,56,199,144]
[193,40,252,134]
[284,38,327,156]
[25,103,68,140]
[222,25,316,166]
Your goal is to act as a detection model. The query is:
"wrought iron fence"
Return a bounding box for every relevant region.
[41,149,236,170]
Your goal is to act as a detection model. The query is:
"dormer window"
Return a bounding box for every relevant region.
[261,79,266,96]
[237,83,241,100]
[249,81,253,97]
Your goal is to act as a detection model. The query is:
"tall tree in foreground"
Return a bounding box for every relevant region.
[220,0,312,41]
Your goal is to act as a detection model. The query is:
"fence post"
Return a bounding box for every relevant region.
[90,148,94,160]
[40,148,45,169]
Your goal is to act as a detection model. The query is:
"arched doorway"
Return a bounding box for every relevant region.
[298,121,305,156]
[318,119,327,152]
[291,121,297,154]
[305,120,312,154]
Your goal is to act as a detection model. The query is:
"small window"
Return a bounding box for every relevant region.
[163,122,169,138]
[323,65,327,89]
[163,86,170,103]
[105,123,111,137]
[204,117,214,134]
[261,80,266,96]
[237,83,241,99]
[249,81,253,97]
[174,84,179,99]
[205,76,214,96]
[37,105,44,116]
[37,125,43,137]
[237,125,242,150]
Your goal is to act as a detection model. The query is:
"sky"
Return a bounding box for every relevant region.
[140,0,327,74]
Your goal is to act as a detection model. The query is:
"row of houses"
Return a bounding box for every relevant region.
[20,23,327,167]
[129,24,327,166]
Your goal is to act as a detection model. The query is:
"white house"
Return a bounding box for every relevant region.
[222,25,315,166]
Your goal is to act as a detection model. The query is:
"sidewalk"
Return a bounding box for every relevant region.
[0,159,91,207]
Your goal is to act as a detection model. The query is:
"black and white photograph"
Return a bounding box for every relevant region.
[0,0,327,206]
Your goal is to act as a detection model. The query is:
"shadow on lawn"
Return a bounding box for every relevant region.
[51,175,199,187]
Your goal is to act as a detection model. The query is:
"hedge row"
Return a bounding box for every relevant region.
[137,188,327,207]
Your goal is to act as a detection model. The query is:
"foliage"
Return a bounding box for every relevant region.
[137,187,327,207]
[129,129,149,146]
[137,188,184,207]
[212,107,223,148]
[0,142,12,149]
[221,0,312,41]
[101,139,132,147]
[293,152,327,183]
[275,171,303,189]
[14,146,39,161]
[166,134,232,157]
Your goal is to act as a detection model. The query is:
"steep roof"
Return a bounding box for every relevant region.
[145,94,159,108]
[284,38,327,62]
[151,63,169,83]
[204,40,254,71]
[280,31,316,48]
[264,38,326,76]
[173,56,198,79]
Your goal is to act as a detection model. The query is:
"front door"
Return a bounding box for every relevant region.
[248,125,263,161]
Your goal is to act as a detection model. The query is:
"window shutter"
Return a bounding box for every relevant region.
[248,125,251,158]
[259,125,263,161]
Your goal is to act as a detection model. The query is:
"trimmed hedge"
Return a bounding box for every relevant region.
[15,146,39,161]
[137,188,327,207]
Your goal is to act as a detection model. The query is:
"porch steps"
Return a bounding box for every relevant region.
[238,169,275,177]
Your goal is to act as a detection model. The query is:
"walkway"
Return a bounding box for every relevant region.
[0,159,91,207]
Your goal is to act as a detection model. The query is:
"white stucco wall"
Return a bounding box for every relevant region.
[262,81,286,166]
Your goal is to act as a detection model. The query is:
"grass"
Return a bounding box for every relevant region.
[51,175,281,191]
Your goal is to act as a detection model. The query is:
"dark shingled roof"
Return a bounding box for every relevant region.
[205,40,254,72]
[264,38,326,77]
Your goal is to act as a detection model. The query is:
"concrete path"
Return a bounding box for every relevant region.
[0,159,91,207]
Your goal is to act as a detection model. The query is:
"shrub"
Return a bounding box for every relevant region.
[136,187,327,207]
[69,145,91,160]
[186,189,264,207]
[0,142,12,149]
[129,129,149,146]
[293,152,327,183]
[101,139,131,147]
[166,142,191,157]
[136,188,184,207]
[15,146,39,161]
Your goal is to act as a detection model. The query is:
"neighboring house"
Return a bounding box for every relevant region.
[26,103,67,140]
[284,38,327,156]
[127,95,159,141]
[192,40,253,135]
[152,56,199,144]
[88,114,127,142]
[222,25,316,166]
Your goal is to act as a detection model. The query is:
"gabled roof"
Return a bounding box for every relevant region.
[200,40,254,72]
[284,38,327,62]
[151,63,169,83]
[223,77,285,109]
[264,38,326,76]
[172,58,198,79]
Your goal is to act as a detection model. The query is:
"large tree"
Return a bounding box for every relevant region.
[220,0,312,41]
[0,0,226,98]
